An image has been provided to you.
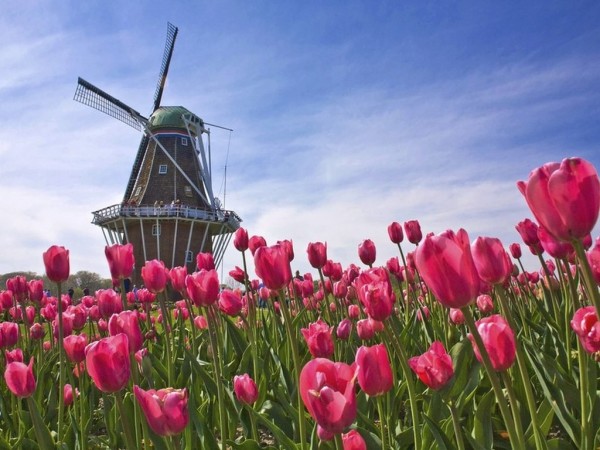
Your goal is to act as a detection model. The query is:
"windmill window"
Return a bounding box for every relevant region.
[158,165,168,175]
[185,250,193,263]
[184,186,193,197]
[134,186,141,197]
[181,137,188,146]
[152,224,161,236]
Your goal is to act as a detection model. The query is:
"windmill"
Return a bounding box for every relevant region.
[74,23,241,286]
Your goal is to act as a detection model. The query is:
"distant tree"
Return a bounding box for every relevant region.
[0,271,40,289]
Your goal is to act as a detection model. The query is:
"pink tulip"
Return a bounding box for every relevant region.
[509,243,522,259]
[104,243,134,281]
[387,221,404,244]
[299,358,356,434]
[229,266,246,284]
[218,289,243,316]
[449,308,465,325]
[141,260,169,293]
[515,219,544,255]
[409,341,454,390]
[537,226,574,259]
[476,294,494,314]
[64,383,78,407]
[336,319,352,340]
[186,269,220,307]
[5,348,23,364]
[323,260,343,281]
[355,344,393,396]
[342,429,367,450]
[27,279,44,303]
[348,304,360,320]
[587,237,600,285]
[404,220,422,244]
[43,245,70,283]
[194,315,208,330]
[415,229,480,309]
[254,244,292,291]
[248,235,267,256]
[63,334,88,363]
[353,267,395,321]
[471,237,513,285]
[233,373,259,404]
[571,306,600,354]
[4,357,35,397]
[30,323,45,340]
[518,158,600,242]
[169,266,188,293]
[277,239,294,262]
[85,333,130,392]
[134,386,189,436]
[233,227,249,252]
[96,289,123,319]
[307,242,328,269]
[468,315,516,371]
[0,322,19,348]
[358,239,376,266]
[356,319,375,340]
[301,319,335,358]
[109,311,143,353]
[195,252,215,271]
[6,276,27,302]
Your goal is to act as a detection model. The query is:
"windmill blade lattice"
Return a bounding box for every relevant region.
[152,22,179,112]
[74,77,146,131]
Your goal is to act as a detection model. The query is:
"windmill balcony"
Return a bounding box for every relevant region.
[92,203,241,229]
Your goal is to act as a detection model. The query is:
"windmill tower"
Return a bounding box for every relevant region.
[74,23,241,285]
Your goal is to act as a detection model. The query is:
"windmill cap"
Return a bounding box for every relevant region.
[149,106,203,131]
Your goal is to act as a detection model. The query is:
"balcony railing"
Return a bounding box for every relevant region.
[92,203,241,228]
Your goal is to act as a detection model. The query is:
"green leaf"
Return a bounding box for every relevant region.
[246,407,298,449]
[473,390,494,450]
[423,413,452,450]
[25,397,55,450]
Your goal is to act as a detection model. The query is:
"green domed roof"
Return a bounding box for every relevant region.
[149,106,201,130]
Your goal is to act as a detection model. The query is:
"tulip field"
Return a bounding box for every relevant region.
[1,157,600,450]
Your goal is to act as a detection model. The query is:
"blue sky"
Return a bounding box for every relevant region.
[1,1,599,279]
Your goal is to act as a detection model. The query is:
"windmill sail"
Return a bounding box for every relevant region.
[153,22,179,112]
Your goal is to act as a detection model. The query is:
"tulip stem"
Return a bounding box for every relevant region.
[277,288,307,448]
[446,401,466,450]
[334,433,343,450]
[206,306,228,450]
[383,325,421,450]
[497,288,547,450]
[55,281,65,444]
[376,395,389,450]
[159,291,174,385]
[241,251,260,380]
[461,307,520,450]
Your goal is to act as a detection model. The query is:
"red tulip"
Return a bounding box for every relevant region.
[109,311,143,353]
[141,260,169,293]
[169,266,188,293]
[342,429,367,450]
[4,357,35,397]
[415,229,480,309]
[254,244,292,291]
[323,260,343,281]
[409,341,454,390]
[307,242,327,269]
[104,243,134,281]
[96,289,123,319]
[233,227,249,252]
[7,276,27,302]
[515,219,543,255]
[195,252,215,271]
[353,267,395,321]
[85,333,130,392]
[571,306,600,354]
[29,323,45,340]
[404,220,422,245]
[233,373,259,404]
[63,334,88,363]
[43,245,70,283]
[0,290,13,310]
[134,385,189,436]
[387,221,404,244]
[518,158,600,242]
[64,383,78,407]
[218,289,243,316]
[301,319,335,358]
[317,426,335,442]
[186,269,220,307]
[468,314,516,371]
[277,239,295,262]
[299,358,356,434]
[0,322,19,348]
[358,239,376,266]
[355,344,393,396]
[194,315,208,330]
[449,308,465,325]
[229,266,246,284]
[471,236,513,285]
[5,348,23,364]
